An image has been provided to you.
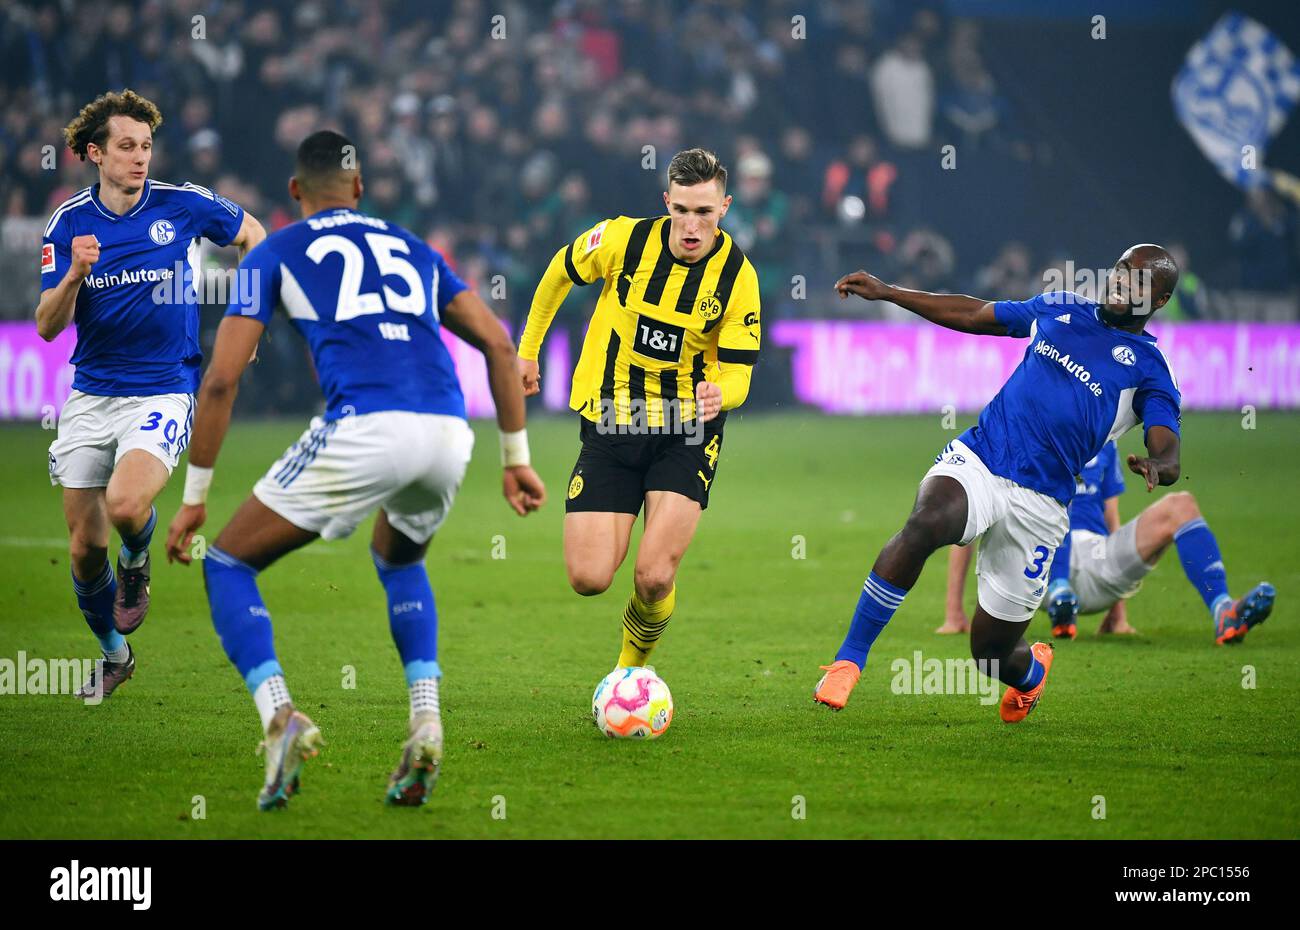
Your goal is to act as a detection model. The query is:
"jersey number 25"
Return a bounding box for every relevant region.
[305,233,433,323]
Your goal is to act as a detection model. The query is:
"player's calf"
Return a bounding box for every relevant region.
[816,478,968,711]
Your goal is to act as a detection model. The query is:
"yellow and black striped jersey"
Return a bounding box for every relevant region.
[520,215,761,427]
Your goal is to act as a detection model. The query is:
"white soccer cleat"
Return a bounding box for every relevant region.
[386,712,444,806]
[256,706,322,811]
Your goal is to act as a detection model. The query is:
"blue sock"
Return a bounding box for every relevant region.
[204,546,282,692]
[73,561,125,655]
[1048,531,1071,595]
[120,506,157,566]
[373,549,441,684]
[1173,518,1230,617]
[1015,653,1046,690]
[835,571,907,670]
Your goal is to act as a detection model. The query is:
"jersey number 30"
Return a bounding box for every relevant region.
[305,233,432,323]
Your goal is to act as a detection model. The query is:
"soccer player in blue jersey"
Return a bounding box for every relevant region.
[164,130,547,810]
[814,245,1184,723]
[36,91,265,701]
[943,441,1276,642]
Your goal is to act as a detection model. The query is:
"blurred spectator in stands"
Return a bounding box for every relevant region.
[359,169,421,232]
[6,141,59,216]
[1229,189,1298,292]
[776,126,818,201]
[820,43,876,144]
[976,242,1036,300]
[388,91,436,209]
[896,227,956,293]
[726,151,789,298]
[870,33,934,150]
[1160,242,1209,321]
[823,135,898,226]
[942,58,1003,150]
[187,129,223,191]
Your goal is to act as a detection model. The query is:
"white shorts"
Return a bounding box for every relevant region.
[1069,519,1153,614]
[924,439,1070,623]
[48,389,195,488]
[253,411,475,543]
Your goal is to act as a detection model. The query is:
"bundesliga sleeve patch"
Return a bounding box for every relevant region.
[582,221,608,255]
[41,242,55,274]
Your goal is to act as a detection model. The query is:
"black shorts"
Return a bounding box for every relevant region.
[564,414,725,514]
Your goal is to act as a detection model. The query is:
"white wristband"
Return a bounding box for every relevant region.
[499,428,530,468]
[182,465,214,506]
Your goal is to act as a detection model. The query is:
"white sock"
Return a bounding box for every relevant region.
[120,546,148,569]
[253,674,292,732]
[103,642,130,664]
[410,677,440,720]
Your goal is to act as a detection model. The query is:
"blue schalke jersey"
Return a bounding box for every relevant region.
[41,180,245,396]
[958,292,1181,503]
[226,208,467,420]
[1068,441,1125,537]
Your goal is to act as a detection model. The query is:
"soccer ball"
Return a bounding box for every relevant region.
[591,667,674,739]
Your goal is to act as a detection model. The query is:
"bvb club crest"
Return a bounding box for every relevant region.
[698,294,722,321]
[568,474,584,499]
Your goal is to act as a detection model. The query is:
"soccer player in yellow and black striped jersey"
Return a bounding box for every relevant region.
[518,148,761,672]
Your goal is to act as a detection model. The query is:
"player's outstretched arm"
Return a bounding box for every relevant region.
[230,212,267,261]
[35,234,99,341]
[442,290,547,517]
[164,315,265,564]
[1127,425,1180,491]
[834,270,1007,336]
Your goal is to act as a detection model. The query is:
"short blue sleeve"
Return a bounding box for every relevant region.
[1100,442,1126,498]
[432,248,468,314]
[40,226,71,292]
[1135,355,1182,437]
[188,186,245,247]
[992,293,1046,338]
[224,240,281,325]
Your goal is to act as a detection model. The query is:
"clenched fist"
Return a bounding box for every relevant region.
[69,234,100,281]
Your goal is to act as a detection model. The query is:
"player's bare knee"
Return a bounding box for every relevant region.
[568,565,613,597]
[633,564,676,603]
[1165,491,1200,525]
[104,487,147,530]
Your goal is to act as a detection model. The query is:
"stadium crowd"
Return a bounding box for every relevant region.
[1,0,1296,327]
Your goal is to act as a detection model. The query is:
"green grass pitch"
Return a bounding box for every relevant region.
[1,412,1296,839]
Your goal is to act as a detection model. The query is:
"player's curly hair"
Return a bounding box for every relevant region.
[63,89,163,161]
[668,148,728,190]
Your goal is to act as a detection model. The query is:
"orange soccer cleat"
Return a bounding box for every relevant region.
[813,660,862,710]
[999,642,1054,724]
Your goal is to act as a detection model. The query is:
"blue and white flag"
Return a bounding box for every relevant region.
[1172,12,1300,188]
